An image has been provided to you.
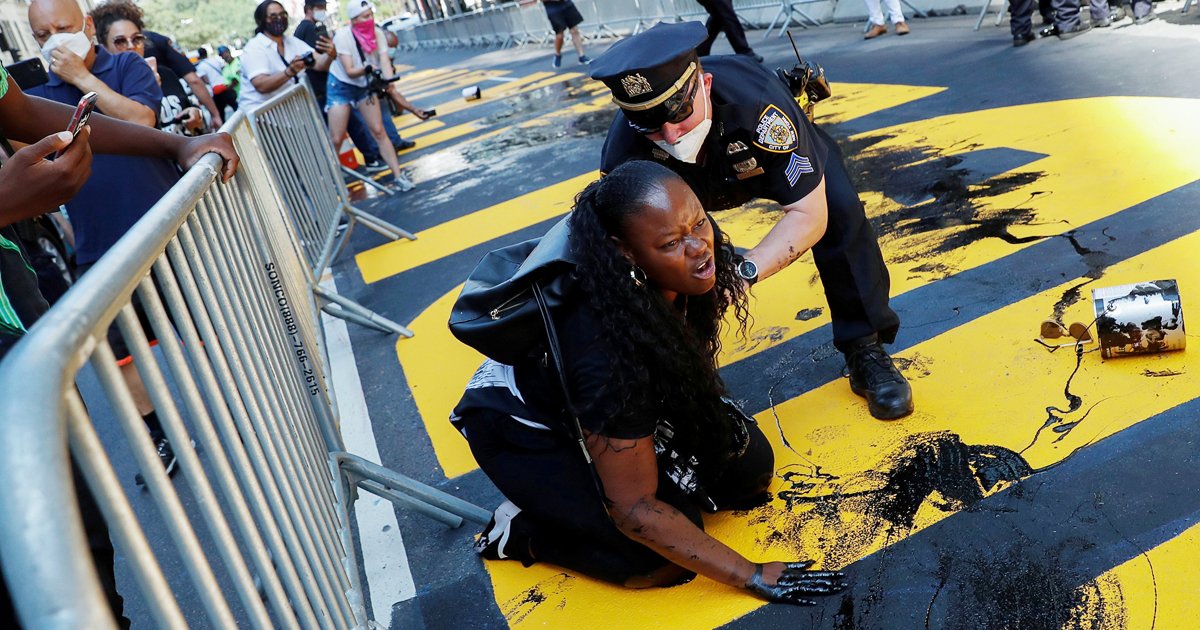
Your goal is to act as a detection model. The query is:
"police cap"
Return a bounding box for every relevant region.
[590,22,706,130]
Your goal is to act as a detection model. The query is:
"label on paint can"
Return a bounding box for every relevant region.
[462,85,481,101]
[1092,279,1186,359]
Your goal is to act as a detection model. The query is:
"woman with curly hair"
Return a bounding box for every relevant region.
[452,161,845,604]
[90,0,206,136]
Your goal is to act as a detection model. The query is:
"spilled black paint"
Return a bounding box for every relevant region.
[498,572,575,625]
[837,134,1050,271]
[746,432,1031,569]
[795,307,825,321]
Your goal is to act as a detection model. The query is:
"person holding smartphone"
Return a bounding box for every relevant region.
[238,0,332,112]
[25,0,242,482]
[0,53,238,627]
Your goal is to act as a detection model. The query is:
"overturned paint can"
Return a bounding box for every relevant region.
[1093,279,1186,359]
[462,85,481,101]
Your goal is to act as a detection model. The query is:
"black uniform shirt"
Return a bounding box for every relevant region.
[600,55,827,212]
[144,31,197,81]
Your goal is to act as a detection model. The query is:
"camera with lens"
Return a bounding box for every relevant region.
[300,51,315,67]
[364,65,402,114]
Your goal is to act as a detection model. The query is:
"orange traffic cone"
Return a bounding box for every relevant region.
[338,138,359,170]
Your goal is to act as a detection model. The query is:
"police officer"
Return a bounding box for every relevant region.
[1011,0,1093,45]
[590,22,913,420]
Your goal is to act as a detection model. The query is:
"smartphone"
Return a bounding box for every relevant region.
[56,91,98,159]
[314,23,329,41]
[4,58,49,90]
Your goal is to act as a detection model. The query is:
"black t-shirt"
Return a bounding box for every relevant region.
[293,19,328,103]
[144,31,197,81]
[600,55,827,212]
[156,66,199,135]
[512,298,657,440]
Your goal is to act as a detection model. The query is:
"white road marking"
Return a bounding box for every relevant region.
[320,274,417,621]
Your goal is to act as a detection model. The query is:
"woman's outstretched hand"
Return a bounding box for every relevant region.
[744,561,847,605]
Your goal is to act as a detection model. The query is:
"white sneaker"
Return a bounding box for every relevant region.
[475,500,522,560]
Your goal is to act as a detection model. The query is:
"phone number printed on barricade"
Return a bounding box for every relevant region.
[266,262,319,396]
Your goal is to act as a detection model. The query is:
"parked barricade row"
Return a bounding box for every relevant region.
[0,89,488,629]
[399,0,825,49]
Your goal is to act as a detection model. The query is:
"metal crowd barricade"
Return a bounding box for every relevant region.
[0,108,489,628]
[399,0,868,49]
[247,83,417,339]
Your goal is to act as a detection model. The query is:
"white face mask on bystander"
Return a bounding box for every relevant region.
[41,30,93,62]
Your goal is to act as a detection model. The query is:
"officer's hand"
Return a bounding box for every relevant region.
[0,127,92,225]
[744,561,846,605]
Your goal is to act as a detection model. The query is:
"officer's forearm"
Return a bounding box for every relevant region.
[744,179,828,282]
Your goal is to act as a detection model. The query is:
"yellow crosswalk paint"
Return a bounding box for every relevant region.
[406,70,508,101]
[1098,520,1200,628]
[717,97,1200,366]
[373,95,1200,480]
[355,63,1200,626]
[358,172,598,283]
[392,71,584,131]
[817,82,946,125]
[481,228,1200,629]
[397,119,445,138]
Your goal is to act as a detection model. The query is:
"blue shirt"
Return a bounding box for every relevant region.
[27,46,180,264]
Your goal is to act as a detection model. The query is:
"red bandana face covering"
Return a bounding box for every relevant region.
[352,20,378,54]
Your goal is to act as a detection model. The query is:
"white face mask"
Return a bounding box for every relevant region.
[41,30,93,62]
[313,10,328,21]
[652,80,712,164]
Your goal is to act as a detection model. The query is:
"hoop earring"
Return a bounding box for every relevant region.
[630,264,648,288]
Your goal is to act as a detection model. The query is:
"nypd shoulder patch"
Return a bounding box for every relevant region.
[785,151,814,187]
[753,104,799,153]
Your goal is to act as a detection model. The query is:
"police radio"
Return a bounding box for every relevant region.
[774,31,831,122]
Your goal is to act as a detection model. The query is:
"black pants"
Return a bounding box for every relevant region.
[1010,0,1092,34]
[696,0,755,57]
[462,409,775,585]
[811,124,900,349]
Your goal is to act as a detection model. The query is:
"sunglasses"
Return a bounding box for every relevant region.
[624,71,700,135]
[111,33,146,49]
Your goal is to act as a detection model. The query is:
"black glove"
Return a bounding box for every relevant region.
[744,561,847,606]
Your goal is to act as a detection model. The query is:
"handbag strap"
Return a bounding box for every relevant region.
[532,282,611,511]
[531,282,591,464]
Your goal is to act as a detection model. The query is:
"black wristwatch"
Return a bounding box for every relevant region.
[735,256,759,286]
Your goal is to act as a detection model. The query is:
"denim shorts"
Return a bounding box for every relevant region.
[325,75,371,110]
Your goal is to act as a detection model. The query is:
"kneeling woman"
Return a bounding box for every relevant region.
[452,161,844,603]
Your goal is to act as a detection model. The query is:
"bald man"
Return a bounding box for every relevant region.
[25,0,237,486]
[28,0,157,126]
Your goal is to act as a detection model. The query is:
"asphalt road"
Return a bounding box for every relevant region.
[103,8,1198,629]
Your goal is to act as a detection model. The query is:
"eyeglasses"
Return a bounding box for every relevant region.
[111,33,146,50]
[624,72,700,135]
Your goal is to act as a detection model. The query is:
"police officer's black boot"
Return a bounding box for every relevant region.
[843,335,913,420]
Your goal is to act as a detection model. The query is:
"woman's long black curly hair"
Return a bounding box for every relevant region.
[569,161,751,463]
